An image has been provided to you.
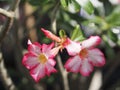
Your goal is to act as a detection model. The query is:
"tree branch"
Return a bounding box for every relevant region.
[0,0,21,90]
[0,0,20,43]
[0,54,16,90]
[56,55,69,90]
[0,8,14,18]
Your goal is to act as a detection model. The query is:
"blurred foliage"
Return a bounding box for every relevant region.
[0,0,120,90]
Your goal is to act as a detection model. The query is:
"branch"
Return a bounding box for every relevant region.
[0,54,16,90]
[56,55,69,90]
[0,0,20,90]
[51,1,70,90]
[0,8,14,18]
[51,1,60,34]
[0,0,20,43]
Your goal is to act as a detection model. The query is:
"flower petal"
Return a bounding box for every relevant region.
[47,46,61,58]
[65,39,81,56]
[64,55,81,73]
[22,53,39,69]
[88,48,105,67]
[28,42,41,55]
[45,62,57,76]
[30,64,45,82]
[42,42,54,53]
[41,28,61,42]
[80,59,93,76]
[82,36,101,49]
[28,39,32,45]
[48,59,56,66]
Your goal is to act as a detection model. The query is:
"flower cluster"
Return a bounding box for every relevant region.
[22,28,105,82]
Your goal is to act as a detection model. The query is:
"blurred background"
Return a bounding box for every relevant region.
[0,0,120,90]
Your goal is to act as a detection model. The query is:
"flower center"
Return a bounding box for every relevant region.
[79,48,88,59]
[60,37,70,47]
[38,53,47,64]
[57,37,70,51]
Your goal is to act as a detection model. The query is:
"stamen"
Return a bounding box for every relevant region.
[79,48,88,59]
[38,53,47,64]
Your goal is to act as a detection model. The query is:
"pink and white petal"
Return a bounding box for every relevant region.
[88,48,105,67]
[69,60,81,73]
[41,28,61,42]
[45,63,57,76]
[82,36,101,49]
[30,64,45,82]
[88,48,104,56]
[47,59,56,66]
[28,39,32,45]
[28,42,41,55]
[80,59,93,76]
[42,42,54,53]
[22,53,39,69]
[47,46,61,58]
[64,55,81,72]
[65,40,81,56]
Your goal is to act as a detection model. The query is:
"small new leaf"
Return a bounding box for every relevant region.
[71,25,85,41]
[59,29,66,38]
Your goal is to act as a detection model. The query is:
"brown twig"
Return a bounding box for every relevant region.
[56,55,69,90]
[0,0,20,90]
[0,8,14,18]
[0,54,16,90]
[0,0,20,43]
[51,1,70,90]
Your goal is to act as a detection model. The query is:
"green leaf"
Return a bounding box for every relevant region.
[75,0,94,14]
[59,29,66,38]
[105,45,115,60]
[71,25,85,41]
[73,0,80,12]
[102,35,115,59]
[106,6,120,26]
[28,0,50,6]
[108,30,118,42]
[60,0,68,8]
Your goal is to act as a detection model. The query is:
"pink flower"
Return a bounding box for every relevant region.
[22,40,59,82]
[64,36,105,76]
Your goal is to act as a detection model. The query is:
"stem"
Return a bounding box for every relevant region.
[57,55,69,90]
[0,0,20,90]
[0,54,16,90]
[0,8,14,18]
[51,1,70,90]
[0,0,20,43]
[51,1,60,34]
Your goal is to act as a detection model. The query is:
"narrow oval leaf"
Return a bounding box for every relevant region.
[73,0,80,12]
[71,25,85,41]
[75,0,94,14]
[60,0,68,8]
[108,30,118,42]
